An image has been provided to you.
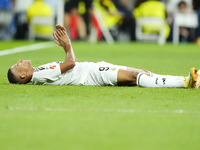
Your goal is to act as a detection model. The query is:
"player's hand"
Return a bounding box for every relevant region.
[55,24,66,31]
[53,26,71,49]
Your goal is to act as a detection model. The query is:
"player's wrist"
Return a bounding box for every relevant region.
[63,44,72,51]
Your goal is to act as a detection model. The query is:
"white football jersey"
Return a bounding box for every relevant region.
[31,61,126,86]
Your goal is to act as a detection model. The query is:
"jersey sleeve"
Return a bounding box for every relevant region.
[31,63,62,85]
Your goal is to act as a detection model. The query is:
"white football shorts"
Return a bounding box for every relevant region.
[84,61,127,86]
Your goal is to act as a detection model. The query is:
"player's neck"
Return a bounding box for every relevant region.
[27,67,35,80]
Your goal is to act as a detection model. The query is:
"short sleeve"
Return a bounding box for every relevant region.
[31,63,62,85]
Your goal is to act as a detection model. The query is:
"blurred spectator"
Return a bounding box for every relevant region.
[64,0,103,41]
[133,0,170,41]
[93,0,136,41]
[178,1,192,13]
[164,0,192,14]
[193,0,200,44]
[64,0,90,40]
[165,0,197,43]
[0,0,15,40]
[64,0,107,41]
[27,0,53,40]
[112,0,136,41]
[163,0,193,41]
[177,1,192,42]
[112,0,132,16]
[13,0,33,39]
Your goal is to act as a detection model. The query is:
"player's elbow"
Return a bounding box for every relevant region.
[70,62,76,69]
[68,59,76,69]
[60,59,76,74]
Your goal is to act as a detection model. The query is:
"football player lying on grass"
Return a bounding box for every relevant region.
[7,25,200,88]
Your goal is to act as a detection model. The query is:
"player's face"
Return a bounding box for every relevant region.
[11,59,33,76]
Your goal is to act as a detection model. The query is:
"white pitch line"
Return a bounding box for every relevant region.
[0,41,55,56]
[7,106,200,114]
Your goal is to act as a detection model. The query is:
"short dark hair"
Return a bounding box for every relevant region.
[7,68,18,84]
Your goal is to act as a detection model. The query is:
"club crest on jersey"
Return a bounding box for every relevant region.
[110,68,116,71]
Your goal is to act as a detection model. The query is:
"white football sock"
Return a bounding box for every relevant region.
[150,72,182,79]
[137,73,184,88]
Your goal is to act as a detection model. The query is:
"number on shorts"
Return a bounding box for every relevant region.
[99,67,109,71]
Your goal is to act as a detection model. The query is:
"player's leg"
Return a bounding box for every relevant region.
[117,69,140,86]
[128,66,197,87]
[137,73,185,88]
[127,67,183,79]
[117,67,171,86]
[126,67,150,75]
[149,72,184,79]
[93,63,149,86]
[137,68,197,88]
[117,68,197,88]
[117,69,184,87]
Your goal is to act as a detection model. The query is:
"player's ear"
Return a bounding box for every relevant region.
[20,72,26,79]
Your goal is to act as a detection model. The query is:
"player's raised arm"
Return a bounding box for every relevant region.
[53,25,78,74]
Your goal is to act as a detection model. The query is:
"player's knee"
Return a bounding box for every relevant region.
[142,69,150,76]
[117,71,138,86]
[132,71,139,80]
[130,71,139,83]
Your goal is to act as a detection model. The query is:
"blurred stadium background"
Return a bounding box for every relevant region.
[0,0,200,44]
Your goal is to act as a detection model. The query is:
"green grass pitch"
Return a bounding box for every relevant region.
[0,41,200,150]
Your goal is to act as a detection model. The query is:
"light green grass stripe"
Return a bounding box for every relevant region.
[7,106,200,114]
[0,41,54,56]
